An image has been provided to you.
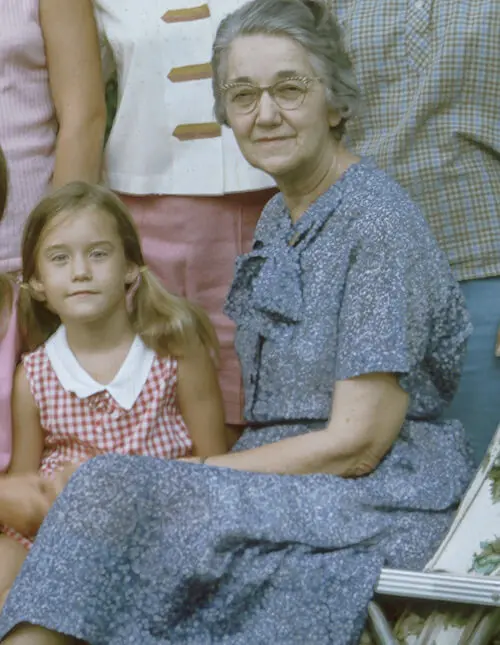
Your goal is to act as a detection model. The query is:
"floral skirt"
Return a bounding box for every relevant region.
[0,420,473,645]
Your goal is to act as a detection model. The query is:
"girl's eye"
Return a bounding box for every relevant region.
[50,254,68,263]
[90,249,108,259]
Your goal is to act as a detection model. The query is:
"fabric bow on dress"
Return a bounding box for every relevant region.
[225,171,347,335]
[225,242,304,332]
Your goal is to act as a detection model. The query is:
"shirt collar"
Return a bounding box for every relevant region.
[45,325,155,410]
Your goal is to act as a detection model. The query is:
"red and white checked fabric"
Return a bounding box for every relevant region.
[2,343,192,549]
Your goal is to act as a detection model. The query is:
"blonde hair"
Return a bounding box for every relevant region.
[19,181,219,358]
[0,145,14,338]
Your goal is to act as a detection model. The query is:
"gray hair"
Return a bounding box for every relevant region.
[211,0,361,140]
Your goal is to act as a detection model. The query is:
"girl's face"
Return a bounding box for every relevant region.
[30,207,138,325]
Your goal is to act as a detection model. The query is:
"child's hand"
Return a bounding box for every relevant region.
[51,461,87,498]
[0,473,54,536]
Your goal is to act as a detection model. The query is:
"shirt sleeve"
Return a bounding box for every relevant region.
[334,228,433,383]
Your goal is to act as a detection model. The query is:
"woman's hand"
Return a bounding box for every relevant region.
[178,457,202,464]
[0,474,55,536]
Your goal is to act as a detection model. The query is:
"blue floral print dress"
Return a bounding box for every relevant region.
[0,159,474,645]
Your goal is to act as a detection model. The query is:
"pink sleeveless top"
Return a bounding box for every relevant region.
[0,0,57,273]
[0,288,20,471]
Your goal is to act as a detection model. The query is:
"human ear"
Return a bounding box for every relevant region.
[125,263,139,286]
[328,109,342,129]
[28,276,46,302]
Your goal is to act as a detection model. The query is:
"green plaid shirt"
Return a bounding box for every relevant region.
[333,0,500,282]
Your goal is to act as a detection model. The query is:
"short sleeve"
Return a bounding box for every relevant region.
[94,7,116,82]
[335,232,431,382]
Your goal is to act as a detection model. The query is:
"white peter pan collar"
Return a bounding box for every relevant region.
[45,325,155,410]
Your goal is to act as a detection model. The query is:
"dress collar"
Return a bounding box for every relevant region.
[225,159,370,329]
[45,326,155,410]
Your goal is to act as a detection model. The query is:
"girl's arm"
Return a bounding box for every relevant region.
[9,364,44,474]
[177,338,229,457]
[0,366,48,534]
[0,474,53,536]
[40,0,106,187]
[196,372,409,476]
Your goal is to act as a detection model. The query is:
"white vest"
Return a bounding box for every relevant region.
[94,0,275,195]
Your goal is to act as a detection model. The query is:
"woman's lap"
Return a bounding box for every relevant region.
[0,421,472,645]
[0,456,378,644]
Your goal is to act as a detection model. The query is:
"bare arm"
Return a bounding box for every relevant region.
[0,474,54,535]
[40,0,106,187]
[0,366,49,534]
[200,372,408,476]
[177,338,229,457]
[9,364,44,474]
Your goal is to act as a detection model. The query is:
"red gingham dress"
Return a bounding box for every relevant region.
[2,331,192,549]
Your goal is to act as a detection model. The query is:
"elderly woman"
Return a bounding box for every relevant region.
[0,1,473,643]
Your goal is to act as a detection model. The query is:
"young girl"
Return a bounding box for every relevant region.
[0,180,228,604]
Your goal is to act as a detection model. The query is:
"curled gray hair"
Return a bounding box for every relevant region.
[212,0,361,140]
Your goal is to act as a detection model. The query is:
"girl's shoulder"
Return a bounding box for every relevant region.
[22,326,62,383]
[20,342,55,409]
[22,342,51,376]
[149,352,178,386]
[145,351,180,395]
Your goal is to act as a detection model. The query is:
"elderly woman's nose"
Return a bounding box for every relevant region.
[255,90,281,124]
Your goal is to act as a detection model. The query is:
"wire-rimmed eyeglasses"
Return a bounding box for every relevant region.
[220,76,321,114]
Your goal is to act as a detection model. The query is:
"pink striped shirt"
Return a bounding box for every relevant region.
[0,0,57,273]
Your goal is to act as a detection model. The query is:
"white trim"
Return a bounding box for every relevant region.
[45,326,155,410]
[376,569,500,607]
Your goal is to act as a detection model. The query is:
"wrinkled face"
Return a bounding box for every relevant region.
[31,207,138,325]
[223,34,340,182]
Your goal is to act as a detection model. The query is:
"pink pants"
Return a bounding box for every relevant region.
[118,190,276,425]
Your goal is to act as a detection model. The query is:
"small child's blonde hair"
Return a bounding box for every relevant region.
[18,181,219,358]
